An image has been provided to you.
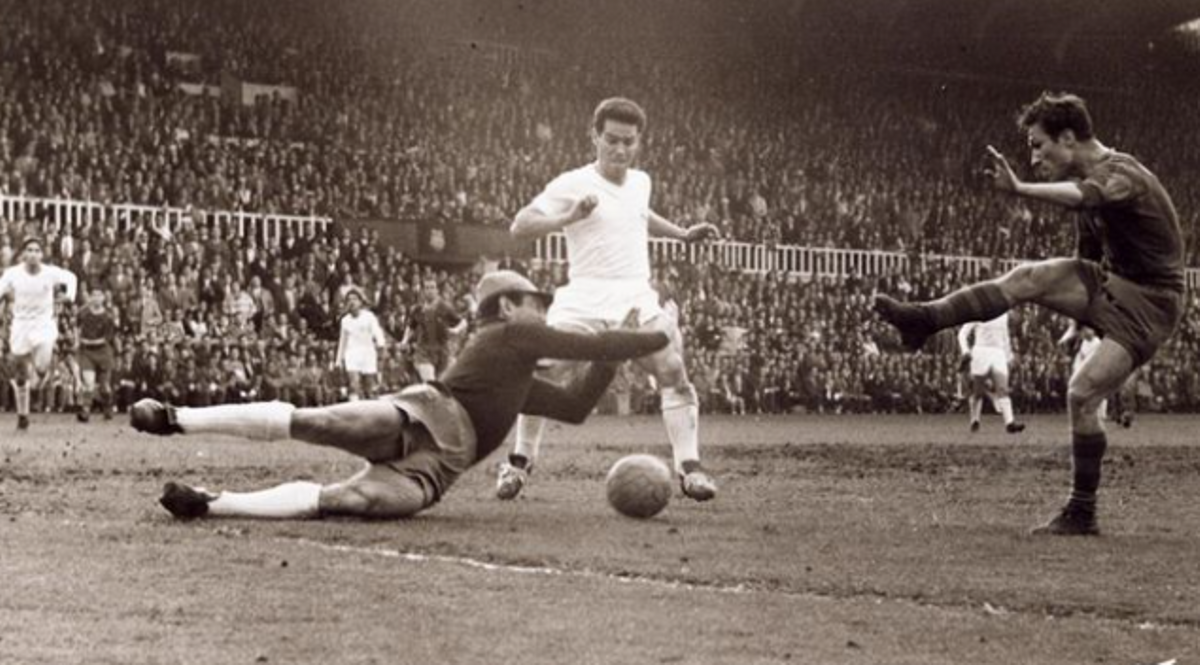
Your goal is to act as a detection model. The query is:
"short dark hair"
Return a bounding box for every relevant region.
[1017,92,1094,141]
[593,97,647,134]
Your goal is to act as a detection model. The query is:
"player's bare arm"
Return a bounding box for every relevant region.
[647,211,719,243]
[986,145,1084,208]
[510,195,598,241]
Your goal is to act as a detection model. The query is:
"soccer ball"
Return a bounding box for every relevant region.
[605,454,673,519]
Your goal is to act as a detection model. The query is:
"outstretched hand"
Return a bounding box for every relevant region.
[984,145,1020,194]
[684,223,721,243]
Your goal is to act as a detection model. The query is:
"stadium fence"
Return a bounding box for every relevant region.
[3,195,1199,290]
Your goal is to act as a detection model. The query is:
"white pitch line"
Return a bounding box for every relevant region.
[286,537,754,596]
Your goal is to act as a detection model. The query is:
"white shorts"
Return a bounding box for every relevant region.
[9,319,58,357]
[344,347,379,375]
[548,278,665,328]
[969,347,1009,377]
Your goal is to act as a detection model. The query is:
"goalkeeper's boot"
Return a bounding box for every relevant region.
[130,398,183,436]
[1031,503,1099,536]
[16,414,30,431]
[873,295,936,351]
[159,482,216,519]
[970,420,981,433]
[1006,421,1026,434]
[680,461,718,502]
[496,455,532,500]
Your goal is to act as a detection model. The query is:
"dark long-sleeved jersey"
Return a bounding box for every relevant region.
[1075,151,1184,292]
[439,320,668,460]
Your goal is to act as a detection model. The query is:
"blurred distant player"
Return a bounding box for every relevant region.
[336,289,388,401]
[0,237,78,430]
[498,97,721,502]
[875,93,1184,535]
[400,278,465,382]
[77,289,117,422]
[958,313,1026,434]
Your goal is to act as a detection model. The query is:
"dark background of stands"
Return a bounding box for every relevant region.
[1,0,1198,415]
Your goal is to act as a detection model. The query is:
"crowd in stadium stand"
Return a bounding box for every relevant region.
[2,0,1199,417]
[2,0,1198,263]
[2,209,1199,416]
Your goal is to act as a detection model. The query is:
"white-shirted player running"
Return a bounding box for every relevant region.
[336,288,388,401]
[496,97,719,501]
[958,312,1026,434]
[1,237,78,430]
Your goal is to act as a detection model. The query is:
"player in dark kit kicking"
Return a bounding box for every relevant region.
[133,271,668,520]
[875,92,1185,536]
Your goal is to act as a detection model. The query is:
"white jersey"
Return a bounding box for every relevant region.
[958,314,1012,358]
[0,263,77,325]
[531,164,663,324]
[531,163,652,283]
[339,309,386,374]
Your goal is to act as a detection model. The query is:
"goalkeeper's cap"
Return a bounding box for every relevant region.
[476,270,552,310]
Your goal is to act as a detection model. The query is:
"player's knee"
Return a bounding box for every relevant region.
[662,383,698,410]
[325,482,424,519]
[1067,381,1103,414]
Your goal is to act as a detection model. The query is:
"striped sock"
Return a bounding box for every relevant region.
[1069,432,1108,511]
[925,283,1011,330]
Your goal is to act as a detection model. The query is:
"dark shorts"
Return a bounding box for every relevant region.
[380,384,477,509]
[79,346,115,374]
[1075,260,1184,368]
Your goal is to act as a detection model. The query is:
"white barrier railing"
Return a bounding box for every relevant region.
[3,194,1197,290]
[0,195,330,242]
[539,233,1200,289]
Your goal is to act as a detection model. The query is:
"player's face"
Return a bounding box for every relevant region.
[593,120,641,176]
[347,294,363,313]
[507,294,547,324]
[88,292,105,311]
[1026,123,1074,181]
[21,244,43,268]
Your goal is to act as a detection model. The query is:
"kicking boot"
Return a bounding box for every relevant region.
[1031,504,1099,536]
[496,456,532,500]
[16,414,30,430]
[130,399,183,435]
[873,295,936,351]
[159,482,216,519]
[970,421,980,433]
[680,462,718,502]
[76,409,91,423]
[1006,421,1026,434]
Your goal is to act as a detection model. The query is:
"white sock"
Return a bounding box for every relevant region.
[997,397,1015,424]
[15,380,30,416]
[513,415,545,463]
[662,386,700,473]
[175,402,295,441]
[208,481,323,519]
[969,395,982,424]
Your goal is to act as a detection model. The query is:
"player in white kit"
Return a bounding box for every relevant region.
[958,312,1026,434]
[0,237,78,430]
[496,97,720,502]
[336,289,388,401]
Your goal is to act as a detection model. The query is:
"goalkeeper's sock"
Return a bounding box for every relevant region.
[175,402,295,440]
[997,397,1016,425]
[969,395,983,425]
[924,283,1011,330]
[209,481,323,519]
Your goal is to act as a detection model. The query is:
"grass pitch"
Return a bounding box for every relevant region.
[2,412,1198,664]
